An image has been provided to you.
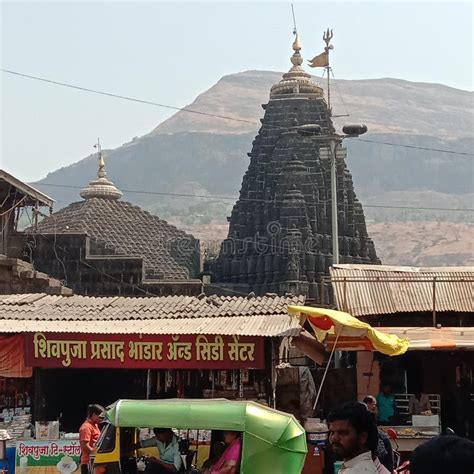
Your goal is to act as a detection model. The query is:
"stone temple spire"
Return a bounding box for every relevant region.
[80,140,122,200]
[210,30,379,300]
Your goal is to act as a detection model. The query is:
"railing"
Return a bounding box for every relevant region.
[394,393,441,416]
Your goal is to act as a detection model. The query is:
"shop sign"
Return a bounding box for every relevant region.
[25,333,264,369]
[16,439,81,474]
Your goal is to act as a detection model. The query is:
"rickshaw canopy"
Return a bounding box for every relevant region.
[106,399,307,473]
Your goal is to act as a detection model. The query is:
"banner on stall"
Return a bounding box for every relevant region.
[25,333,264,369]
[16,440,81,474]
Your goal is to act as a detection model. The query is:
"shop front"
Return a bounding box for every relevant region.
[352,327,474,458]
[376,327,474,442]
[0,292,303,473]
[1,331,272,473]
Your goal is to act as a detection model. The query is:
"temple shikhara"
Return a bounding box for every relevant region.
[210,34,379,300]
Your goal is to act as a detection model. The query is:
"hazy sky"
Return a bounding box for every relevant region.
[1,1,472,182]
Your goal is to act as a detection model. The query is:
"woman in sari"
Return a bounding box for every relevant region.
[206,431,241,474]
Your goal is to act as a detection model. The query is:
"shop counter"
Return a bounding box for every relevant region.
[390,435,435,452]
[382,426,439,460]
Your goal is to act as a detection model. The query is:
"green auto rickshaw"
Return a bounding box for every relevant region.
[92,399,307,474]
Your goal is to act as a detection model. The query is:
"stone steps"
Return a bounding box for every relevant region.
[0,257,73,295]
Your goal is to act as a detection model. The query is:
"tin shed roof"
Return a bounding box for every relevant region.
[330,264,474,317]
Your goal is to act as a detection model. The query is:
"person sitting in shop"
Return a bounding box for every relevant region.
[203,431,242,474]
[135,428,182,473]
[376,384,396,424]
[409,390,431,415]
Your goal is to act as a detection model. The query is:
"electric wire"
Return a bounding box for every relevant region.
[3,68,473,157]
[1,69,258,125]
[35,182,474,213]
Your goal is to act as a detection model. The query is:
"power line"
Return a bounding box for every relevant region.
[3,68,473,157]
[349,137,474,156]
[36,182,474,213]
[1,68,257,126]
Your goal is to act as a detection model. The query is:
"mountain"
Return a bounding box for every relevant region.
[154,71,473,139]
[32,70,473,266]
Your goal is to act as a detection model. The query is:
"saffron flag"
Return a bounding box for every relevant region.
[308,51,329,68]
[288,305,409,356]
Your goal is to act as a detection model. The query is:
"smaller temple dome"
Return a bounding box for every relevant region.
[80,147,122,200]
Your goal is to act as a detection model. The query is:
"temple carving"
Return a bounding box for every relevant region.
[209,34,380,300]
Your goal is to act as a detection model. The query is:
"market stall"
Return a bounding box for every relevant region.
[380,393,441,454]
[0,292,303,473]
[288,306,409,474]
[321,326,474,454]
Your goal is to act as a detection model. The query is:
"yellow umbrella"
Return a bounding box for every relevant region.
[288,305,409,356]
[288,305,409,409]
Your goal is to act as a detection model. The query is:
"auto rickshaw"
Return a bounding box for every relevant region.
[92,398,307,474]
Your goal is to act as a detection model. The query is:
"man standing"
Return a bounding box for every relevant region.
[376,384,396,424]
[327,402,378,473]
[79,404,104,474]
[137,428,182,473]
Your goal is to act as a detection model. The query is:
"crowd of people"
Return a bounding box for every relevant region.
[325,401,474,474]
[77,399,474,474]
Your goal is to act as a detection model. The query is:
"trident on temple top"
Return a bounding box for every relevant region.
[323,28,333,51]
[308,28,334,114]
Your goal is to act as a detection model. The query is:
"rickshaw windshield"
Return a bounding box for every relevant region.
[97,423,116,454]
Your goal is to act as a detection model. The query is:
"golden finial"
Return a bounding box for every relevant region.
[292,33,302,52]
[291,4,301,52]
[80,138,122,200]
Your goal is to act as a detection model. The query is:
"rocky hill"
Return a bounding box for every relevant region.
[33,70,473,266]
[154,71,473,139]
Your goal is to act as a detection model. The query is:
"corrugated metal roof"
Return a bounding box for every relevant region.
[0,293,304,337]
[0,169,54,207]
[324,327,474,351]
[378,327,474,350]
[330,265,474,317]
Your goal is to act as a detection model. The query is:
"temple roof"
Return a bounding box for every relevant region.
[36,198,198,280]
[79,148,122,200]
[211,32,379,298]
[270,33,324,98]
[37,152,198,281]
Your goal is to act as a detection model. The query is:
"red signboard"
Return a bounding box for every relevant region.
[25,333,264,370]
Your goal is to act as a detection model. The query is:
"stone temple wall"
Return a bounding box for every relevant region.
[27,233,202,297]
